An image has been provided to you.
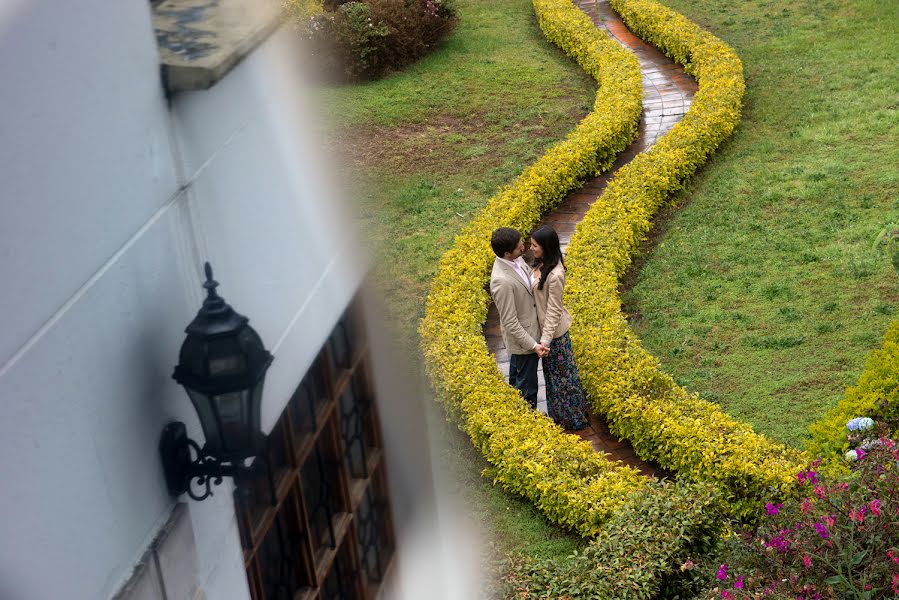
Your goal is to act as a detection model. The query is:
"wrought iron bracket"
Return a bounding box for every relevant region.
[159,421,245,501]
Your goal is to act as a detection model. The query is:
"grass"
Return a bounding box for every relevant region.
[319,0,898,583]
[620,0,899,448]
[317,0,595,562]
[319,0,595,361]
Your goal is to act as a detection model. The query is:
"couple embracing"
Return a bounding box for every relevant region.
[489,226,589,431]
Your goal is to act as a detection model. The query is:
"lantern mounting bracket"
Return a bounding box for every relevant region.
[159,421,246,501]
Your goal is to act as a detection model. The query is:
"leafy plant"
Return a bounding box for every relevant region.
[874,224,899,276]
[293,0,458,81]
[502,480,722,599]
[707,425,899,599]
[808,320,899,457]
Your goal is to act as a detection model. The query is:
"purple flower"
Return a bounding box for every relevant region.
[765,530,791,553]
[734,575,745,590]
[814,521,829,539]
[716,564,728,581]
[765,502,783,515]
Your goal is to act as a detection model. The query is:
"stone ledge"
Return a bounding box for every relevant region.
[153,0,283,93]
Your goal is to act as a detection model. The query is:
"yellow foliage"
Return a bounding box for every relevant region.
[563,0,806,521]
[420,0,645,536]
[284,0,324,23]
[420,0,804,534]
[807,320,899,457]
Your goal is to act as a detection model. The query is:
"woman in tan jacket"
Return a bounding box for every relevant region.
[529,225,589,430]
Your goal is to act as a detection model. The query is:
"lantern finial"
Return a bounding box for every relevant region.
[203,262,220,300]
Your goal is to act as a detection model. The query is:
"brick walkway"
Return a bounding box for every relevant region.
[482,0,697,478]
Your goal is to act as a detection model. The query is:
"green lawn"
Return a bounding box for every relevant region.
[620,0,899,448]
[319,0,595,360]
[320,0,898,585]
[318,0,595,562]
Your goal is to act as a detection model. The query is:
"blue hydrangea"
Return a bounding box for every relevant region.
[846,416,875,431]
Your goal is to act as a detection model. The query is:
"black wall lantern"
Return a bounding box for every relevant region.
[159,263,274,501]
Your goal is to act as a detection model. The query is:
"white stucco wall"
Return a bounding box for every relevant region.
[0,2,362,599]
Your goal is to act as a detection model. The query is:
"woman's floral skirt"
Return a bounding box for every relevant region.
[543,331,589,430]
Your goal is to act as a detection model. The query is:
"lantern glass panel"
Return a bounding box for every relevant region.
[186,387,224,453]
[214,390,250,454]
[206,336,247,377]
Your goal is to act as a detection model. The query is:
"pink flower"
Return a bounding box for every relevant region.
[721,591,733,600]
[887,549,899,565]
[802,554,812,568]
[800,498,813,513]
[735,575,745,590]
[716,564,728,581]
[823,515,836,527]
[856,448,867,460]
[849,507,866,523]
[869,499,881,516]
[893,574,899,596]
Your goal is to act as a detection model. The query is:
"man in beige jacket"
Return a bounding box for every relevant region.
[489,227,548,408]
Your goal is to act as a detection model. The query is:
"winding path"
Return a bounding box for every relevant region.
[482,0,697,477]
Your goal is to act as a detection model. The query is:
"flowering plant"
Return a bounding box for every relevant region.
[708,425,899,599]
[846,417,876,433]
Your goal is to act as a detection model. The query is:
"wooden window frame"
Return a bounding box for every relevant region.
[236,299,395,600]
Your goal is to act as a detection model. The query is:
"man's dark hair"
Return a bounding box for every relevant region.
[491,227,522,257]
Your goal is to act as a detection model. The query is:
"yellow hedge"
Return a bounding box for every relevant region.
[422,0,805,533]
[563,0,806,521]
[420,0,646,536]
[807,320,899,457]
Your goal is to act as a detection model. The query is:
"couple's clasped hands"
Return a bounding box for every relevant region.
[534,342,550,358]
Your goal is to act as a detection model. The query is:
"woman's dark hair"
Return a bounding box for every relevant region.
[531,225,564,290]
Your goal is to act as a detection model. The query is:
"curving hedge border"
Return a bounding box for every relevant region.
[419,0,648,536]
[807,320,899,457]
[421,0,806,533]
[562,0,806,521]
[561,0,806,519]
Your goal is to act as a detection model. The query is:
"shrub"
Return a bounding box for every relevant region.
[561,0,806,522]
[707,426,899,600]
[419,0,646,537]
[291,0,457,81]
[502,480,722,599]
[284,0,325,20]
[807,320,899,458]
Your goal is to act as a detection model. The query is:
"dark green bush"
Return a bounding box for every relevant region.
[502,480,722,599]
[298,0,457,82]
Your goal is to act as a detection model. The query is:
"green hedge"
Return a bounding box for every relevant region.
[502,480,720,599]
[562,0,806,522]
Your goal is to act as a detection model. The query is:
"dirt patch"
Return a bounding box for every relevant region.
[328,112,505,176]
[326,101,592,179]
